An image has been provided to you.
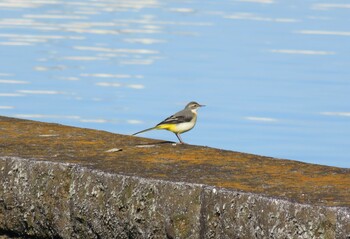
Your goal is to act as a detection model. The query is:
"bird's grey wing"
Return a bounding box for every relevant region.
[157,109,192,125]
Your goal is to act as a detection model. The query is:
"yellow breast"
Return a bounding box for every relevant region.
[156,114,197,133]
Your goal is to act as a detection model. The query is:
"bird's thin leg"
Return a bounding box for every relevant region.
[175,133,185,144]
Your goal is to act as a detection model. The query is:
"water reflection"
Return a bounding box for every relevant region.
[0,0,349,168]
[269,49,335,55]
[297,30,350,36]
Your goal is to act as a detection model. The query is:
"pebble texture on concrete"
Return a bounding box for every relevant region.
[0,116,349,238]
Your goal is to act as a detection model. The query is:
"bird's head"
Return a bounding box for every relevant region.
[185,101,205,113]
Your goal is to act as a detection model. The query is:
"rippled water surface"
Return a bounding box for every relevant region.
[1,0,349,167]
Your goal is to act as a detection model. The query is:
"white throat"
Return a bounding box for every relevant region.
[191,108,198,114]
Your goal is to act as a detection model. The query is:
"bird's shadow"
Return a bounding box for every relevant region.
[131,140,191,148]
[137,140,176,146]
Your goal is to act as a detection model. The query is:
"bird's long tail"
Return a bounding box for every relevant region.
[132,127,156,136]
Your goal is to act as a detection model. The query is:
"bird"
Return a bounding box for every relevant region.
[133,101,205,144]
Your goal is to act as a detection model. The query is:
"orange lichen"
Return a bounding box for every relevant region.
[1,116,350,207]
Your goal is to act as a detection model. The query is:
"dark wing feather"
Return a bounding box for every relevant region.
[157,109,192,126]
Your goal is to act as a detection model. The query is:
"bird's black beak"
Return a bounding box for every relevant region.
[199,104,206,107]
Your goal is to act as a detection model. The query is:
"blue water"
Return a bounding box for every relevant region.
[0,0,349,168]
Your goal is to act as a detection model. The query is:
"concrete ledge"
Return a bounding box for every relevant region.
[0,116,349,238]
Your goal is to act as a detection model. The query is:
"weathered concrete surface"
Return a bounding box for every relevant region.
[0,116,349,238]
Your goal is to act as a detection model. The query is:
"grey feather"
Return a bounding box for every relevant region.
[132,127,156,135]
[157,108,193,126]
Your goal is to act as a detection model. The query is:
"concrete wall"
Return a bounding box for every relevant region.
[0,116,349,238]
[1,157,349,239]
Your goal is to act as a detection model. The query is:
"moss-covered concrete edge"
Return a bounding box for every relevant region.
[0,156,349,239]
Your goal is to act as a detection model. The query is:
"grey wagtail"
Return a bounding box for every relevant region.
[133,101,205,144]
